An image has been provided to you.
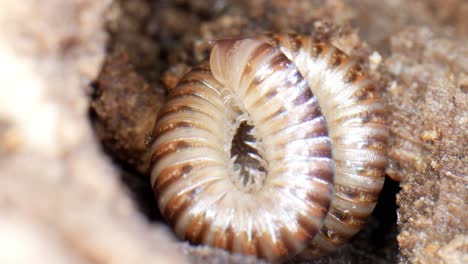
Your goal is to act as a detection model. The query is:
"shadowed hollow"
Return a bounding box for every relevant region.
[229,120,268,194]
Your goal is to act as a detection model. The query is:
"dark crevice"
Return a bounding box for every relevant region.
[230,121,268,192]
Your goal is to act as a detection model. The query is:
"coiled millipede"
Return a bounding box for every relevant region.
[150,34,388,262]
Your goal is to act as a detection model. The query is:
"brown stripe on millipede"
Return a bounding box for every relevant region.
[151,138,216,165]
[213,227,228,250]
[168,90,221,109]
[243,51,290,97]
[323,210,366,237]
[256,107,286,125]
[305,189,332,215]
[164,193,193,225]
[169,77,222,95]
[192,215,212,245]
[310,41,328,58]
[331,129,388,149]
[269,235,288,260]
[343,63,369,84]
[356,82,378,96]
[257,33,281,50]
[334,110,386,126]
[252,81,309,119]
[271,123,329,147]
[307,167,335,184]
[328,48,348,68]
[271,158,335,185]
[254,232,267,260]
[161,99,222,116]
[157,104,197,118]
[185,213,205,242]
[154,158,223,197]
[267,116,328,142]
[279,227,304,255]
[335,183,382,203]
[225,227,235,251]
[154,163,194,194]
[269,139,332,164]
[250,71,307,110]
[319,224,346,244]
[335,159,386,178]
[330,102,386,126]
[153,121,220,143]
[259,98,324,134]
[292,87,314,105]
[154,114,223,140]
[329,208,367,229]
[290,137,332,157]
[154,120,212,138]
[283,34,303,55]
[241,42,279,80]
[356,166,387,179]
[329,206,368,226]
[238,231,256,256]
[249,42,279,66]
[263,33,303,57]
[349,132,388,151]
[178,68,214,85]
[154,166,225,201]
[297,214,319,239]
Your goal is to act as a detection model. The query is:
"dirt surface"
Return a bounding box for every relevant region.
[91,47,165,174]
[1,0,466,263]
[385,27,467,263]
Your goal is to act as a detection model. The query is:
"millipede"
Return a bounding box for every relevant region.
[150,34,388,262]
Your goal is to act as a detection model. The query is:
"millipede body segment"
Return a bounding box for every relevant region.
[257,34,388,258]
[150,34,388,262]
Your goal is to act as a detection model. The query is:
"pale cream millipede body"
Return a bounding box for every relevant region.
[150,34,388,262]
